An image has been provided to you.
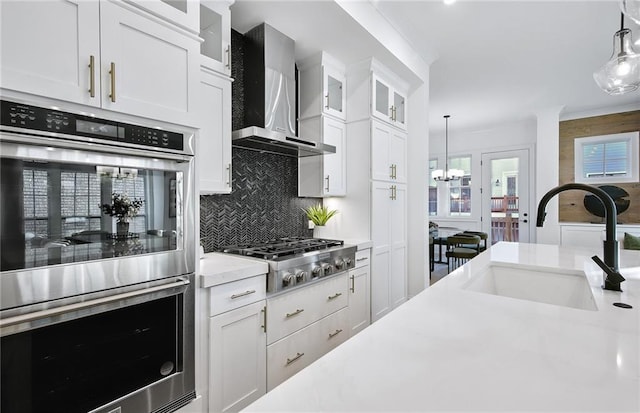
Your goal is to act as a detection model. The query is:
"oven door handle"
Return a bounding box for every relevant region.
[0,278,190,330]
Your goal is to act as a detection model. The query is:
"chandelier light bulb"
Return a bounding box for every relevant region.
[432,115,462,183]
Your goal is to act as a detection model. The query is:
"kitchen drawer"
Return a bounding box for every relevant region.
[267,307,349,391]
[354,249,371,269]
[266,273,348,344]
[209,274,266,316]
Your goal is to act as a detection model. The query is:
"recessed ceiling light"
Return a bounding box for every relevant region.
[444,0,457,5]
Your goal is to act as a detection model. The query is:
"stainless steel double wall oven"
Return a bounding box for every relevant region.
[0,99,196,413]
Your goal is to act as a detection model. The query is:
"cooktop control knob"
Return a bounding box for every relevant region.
[282,272,294,287]
[311,266,322,278]
[344,257,353,267]
[295,270,307,283]
[334,258,345,270]
[321,263,334,275]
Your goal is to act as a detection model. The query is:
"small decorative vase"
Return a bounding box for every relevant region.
[116,221,129,237]
[313,225,329,239]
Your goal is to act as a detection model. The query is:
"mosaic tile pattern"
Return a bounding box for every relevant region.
[231,29,244,131]
[200,148,320,252]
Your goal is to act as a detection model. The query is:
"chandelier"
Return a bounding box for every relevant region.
[593,12,640,95]
[432,115,463,182]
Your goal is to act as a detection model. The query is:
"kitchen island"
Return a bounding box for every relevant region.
[243,242,640,412]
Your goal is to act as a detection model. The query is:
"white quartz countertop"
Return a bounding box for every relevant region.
[244,242,640,412]
[199,252,268,288]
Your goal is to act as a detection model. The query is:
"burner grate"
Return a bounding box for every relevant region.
[219,237,343,259]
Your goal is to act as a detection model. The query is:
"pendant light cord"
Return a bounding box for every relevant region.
[444,115,450,179]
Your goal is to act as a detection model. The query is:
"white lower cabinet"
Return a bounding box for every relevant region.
[267,307,348,390]
[348,249,370,336]
[208,276,267,413]
[371,182,407,322]
[266,273,349,390]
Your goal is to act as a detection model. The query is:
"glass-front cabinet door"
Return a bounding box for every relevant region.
[393,91,406,129]
[372,74,391,122]
[128,0,200,32]
[323,65,346,120]
[199,2,231,75]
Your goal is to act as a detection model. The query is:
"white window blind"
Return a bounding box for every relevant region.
[574,132,639,184]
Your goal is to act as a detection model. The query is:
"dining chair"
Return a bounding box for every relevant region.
[446,234,481,271]
[461,231,488,252]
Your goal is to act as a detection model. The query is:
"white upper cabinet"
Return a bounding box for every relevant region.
[0,0,101,107]
[298,52,346,121]
[371,119,407,183]
[199,0,231,75]
[100,1,199,125]
[299,116,347,197]
[197,67,232,194]
[125,0,200,33]
[0,0,200,126]
[372,72,407,130]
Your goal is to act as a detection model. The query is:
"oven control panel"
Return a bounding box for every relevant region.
[1,100,184,151]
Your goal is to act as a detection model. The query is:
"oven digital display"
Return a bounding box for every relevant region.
[76,119,123,138]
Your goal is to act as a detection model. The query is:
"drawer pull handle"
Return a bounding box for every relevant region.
[328,292,343,300]
[261,306,267,333]
[286,352,304,365]
[230,290,256,299]
[350,275,355,293]
[329,329,343,339]
[356,257,368,262]
[285,308,304,318]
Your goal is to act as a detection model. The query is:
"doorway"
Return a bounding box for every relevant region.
[481,149,531,245]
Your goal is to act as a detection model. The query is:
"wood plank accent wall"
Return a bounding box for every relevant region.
[558,110,640,224]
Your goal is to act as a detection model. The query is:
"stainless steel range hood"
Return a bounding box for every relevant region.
[232,23,335,158]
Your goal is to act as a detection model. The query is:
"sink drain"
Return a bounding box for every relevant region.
[613,302,633,309]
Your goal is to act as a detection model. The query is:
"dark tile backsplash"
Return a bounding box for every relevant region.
[200,148,320,252]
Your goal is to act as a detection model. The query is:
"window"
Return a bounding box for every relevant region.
[448,156,471,216]
[428,159,438,216]
[574,132,639,184]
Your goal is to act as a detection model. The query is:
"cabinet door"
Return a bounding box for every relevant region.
[0,0,100,106]
[100,1,199,125]
[371,120,393,182]
[393,90,407,130]
[209,301,267,413]
[323,117,346,196]
[198,69,232,194]
[390,184,407,308]
[371,182,393,322]
[348,264,370,336]
[199,1,231,75]
[371,73,392,123]
[389,129,407,183]
[323,64,346,120]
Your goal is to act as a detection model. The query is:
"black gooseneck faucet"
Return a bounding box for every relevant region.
[536,183,625,292]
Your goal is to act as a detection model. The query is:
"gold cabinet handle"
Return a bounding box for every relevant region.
[325,175,330,192]
[261,306,267,333]
[393,106,397,121]
[327,292,342,300]
[329,329,343,339]
[286,352,304,365]
[389,185,394,200]
[225,45,231,69]
[285,308,304,318]
[109,62,116,102]
[325,93,330,109]
[230,290,256,299]
[389,164,394,179]
[389,106,394,120]
[88,55,95,97]
[350,275,355,293]
[226,163,232,187]
[394,185,397,200]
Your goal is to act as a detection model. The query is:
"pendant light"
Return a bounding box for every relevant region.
[593,13,640,95]
[620,0,640,25]
[432,115,463,182]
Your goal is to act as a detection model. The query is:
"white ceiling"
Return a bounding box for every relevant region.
[230,0,640,135]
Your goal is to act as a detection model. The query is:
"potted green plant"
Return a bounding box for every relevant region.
[302,204,338,238]
[100,192,144,236]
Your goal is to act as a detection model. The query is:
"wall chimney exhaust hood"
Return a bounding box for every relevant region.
[231,23,335,157]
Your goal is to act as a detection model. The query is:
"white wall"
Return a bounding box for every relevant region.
[407,78,430,297]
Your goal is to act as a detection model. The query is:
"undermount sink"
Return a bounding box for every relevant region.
[464,262,598,311]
